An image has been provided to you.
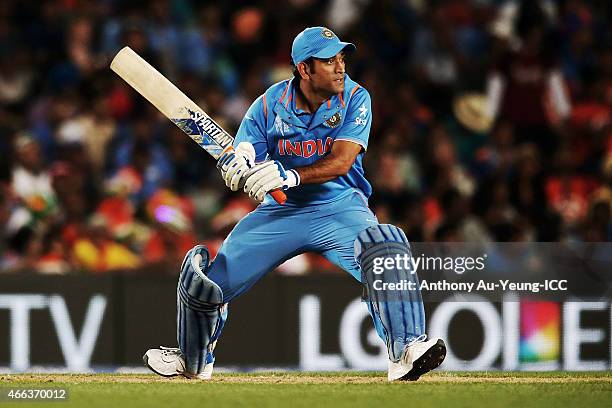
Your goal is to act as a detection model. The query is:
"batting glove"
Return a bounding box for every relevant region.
[216,142,255,191]
[242,160,300,202]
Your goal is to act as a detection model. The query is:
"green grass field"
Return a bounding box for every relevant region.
[1,372,611,408]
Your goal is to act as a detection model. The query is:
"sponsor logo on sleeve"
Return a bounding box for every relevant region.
[355,103,368,126]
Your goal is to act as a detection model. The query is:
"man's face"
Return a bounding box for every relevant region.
[304,52,346,95]
[18,143,43,172]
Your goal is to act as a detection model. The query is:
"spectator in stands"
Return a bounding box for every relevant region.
[142,189,198,271]
[486,1,571,160]
[110,116,173,204]
[0,0,609,274]
[72,214,140,273]
[11,134,58,221]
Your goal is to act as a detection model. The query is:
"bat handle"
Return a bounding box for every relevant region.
[270,189,287,205]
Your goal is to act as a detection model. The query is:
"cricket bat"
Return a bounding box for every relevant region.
[110,46,286,204]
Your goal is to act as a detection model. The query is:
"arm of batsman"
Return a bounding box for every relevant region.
[216,142,255,191]
[242,160,300,202]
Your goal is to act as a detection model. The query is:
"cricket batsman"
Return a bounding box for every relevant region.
[144,27,446,381]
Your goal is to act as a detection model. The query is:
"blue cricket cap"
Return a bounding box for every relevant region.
[291,27,355,65]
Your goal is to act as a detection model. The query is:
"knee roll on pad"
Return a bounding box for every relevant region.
[354,224,410,268]
[178,245,223,306]
[354,224,425,362]
[177,245,226,374]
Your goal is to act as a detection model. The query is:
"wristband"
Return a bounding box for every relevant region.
[283,169,300,190]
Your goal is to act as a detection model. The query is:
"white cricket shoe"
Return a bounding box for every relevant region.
[388,336,446,381]
[143,346,213,380]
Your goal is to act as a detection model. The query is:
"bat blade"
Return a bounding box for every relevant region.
[110,46,232,159]
[110,46,286,204]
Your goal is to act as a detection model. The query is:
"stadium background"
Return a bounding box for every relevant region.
[0,0,610,373]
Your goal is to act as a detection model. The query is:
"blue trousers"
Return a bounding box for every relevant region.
[201,190,425,360]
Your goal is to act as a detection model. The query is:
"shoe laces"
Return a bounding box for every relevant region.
[160,346,181,356]
[401,334,427,364]
[410,334,428,345]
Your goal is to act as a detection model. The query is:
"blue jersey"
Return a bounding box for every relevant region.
[235,74,372,205]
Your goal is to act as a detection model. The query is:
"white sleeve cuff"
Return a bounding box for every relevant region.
[335,138,367,151]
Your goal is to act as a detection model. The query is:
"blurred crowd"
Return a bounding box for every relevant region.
[0,0,611,275]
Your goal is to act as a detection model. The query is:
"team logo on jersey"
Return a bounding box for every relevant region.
[324,112,342,128]
[322,28,335,39]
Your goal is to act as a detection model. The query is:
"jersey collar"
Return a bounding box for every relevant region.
[273,78,345,130]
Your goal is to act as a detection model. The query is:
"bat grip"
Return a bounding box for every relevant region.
[270,189,287,205]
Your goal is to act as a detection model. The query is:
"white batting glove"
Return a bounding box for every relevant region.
[242,160,300,202]
[216,142,255,191]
